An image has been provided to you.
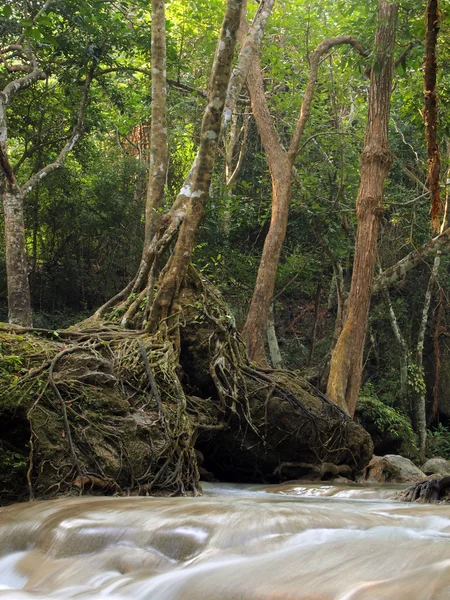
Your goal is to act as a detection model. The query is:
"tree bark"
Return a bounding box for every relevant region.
[1,50,92,326]
[148,0,244,331]
[327,0,398,416]
[1,182,32,326]
[0,56,46,326]
[381,279,409,412]
[424,0,442,231]
[144,0,168,247]
[413,254,439,457]
[267,303,283,368]
[413,0,442,456]
[242,35,367,364]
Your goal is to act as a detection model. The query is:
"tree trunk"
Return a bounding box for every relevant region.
[143,0,168,247]
[327,0,398,416]
[242,153,292,364]
[148,0,244,331]
[267,303,283,368]
[1,181,32,326]
[412,0,442,456]
[425,0,442,232]
[0,53,91,326]
[414,255,440,457]
[382,280,409,412]
[242,35,367,364]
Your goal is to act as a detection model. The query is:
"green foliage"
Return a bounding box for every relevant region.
[407,362,426,395]
[0,447,27,496]
[426,424,450,460]
[356,384,418,459]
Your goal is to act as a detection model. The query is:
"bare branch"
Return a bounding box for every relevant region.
[13,134,71,173]
[227,113,250,186]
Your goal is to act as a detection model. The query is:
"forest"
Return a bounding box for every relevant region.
[1,0,450,504]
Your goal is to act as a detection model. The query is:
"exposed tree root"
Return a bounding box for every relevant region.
[0,268,372,503]
[396,476,450,503]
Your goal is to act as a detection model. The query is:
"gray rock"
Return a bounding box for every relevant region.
[365,454,426,483]
[421,457,450,476]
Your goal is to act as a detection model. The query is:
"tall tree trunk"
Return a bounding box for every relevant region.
[242,35,367,364]
[381,279,409,412]
[148,0,244,331]
[267,303,283,368]
[327,0,398,416]
[1,180,32,326]
[1,76,40,327]
[413,0,442,456]
[144,0,168,247]
[414,254,439,457]
[425,0,442,232]
[0,49,92,326]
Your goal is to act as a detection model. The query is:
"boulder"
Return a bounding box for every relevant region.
[365,454,426,483]
[421,457,450,476]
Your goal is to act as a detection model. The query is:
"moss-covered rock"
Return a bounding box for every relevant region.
[355,393,418,460]
[0,270,374,503]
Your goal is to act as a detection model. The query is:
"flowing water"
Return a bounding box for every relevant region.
[0,482,450,599]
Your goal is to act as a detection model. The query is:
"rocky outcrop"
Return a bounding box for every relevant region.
[421,458,450,476]
[197,373,374,483]
[364,454,426,483]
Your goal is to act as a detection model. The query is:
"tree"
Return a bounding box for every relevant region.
[95,0,276,327]
[241,27,368,364]
[0,0,374,500]
[327,0,398,416]
[0,2,99,326]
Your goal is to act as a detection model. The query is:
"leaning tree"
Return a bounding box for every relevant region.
[0,0,372,502]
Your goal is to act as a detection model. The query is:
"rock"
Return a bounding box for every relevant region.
[355,397,418,459]
[421,457,450,476]
[365,454,426,483]
[197,374,374,484]
[332,476,353,484]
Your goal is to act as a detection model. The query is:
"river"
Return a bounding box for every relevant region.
[0,482,449,599]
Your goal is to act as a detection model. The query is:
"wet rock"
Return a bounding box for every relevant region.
[365,454,426,483]
[198,376,374,484]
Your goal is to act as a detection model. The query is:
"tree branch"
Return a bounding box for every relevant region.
[1,64,46,106]
[288,36,368,161]
[13,134,71,173]
[225,0,275,121]
[18,66,94,198]
[372,226,450,293]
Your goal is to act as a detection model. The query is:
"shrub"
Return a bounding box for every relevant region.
[355,384,418,460]
[426,423,450,460]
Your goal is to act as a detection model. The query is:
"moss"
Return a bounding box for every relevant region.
[355,390,418,460]
[0,326,199,503]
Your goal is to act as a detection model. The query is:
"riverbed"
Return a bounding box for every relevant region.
[0,482,449,599]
